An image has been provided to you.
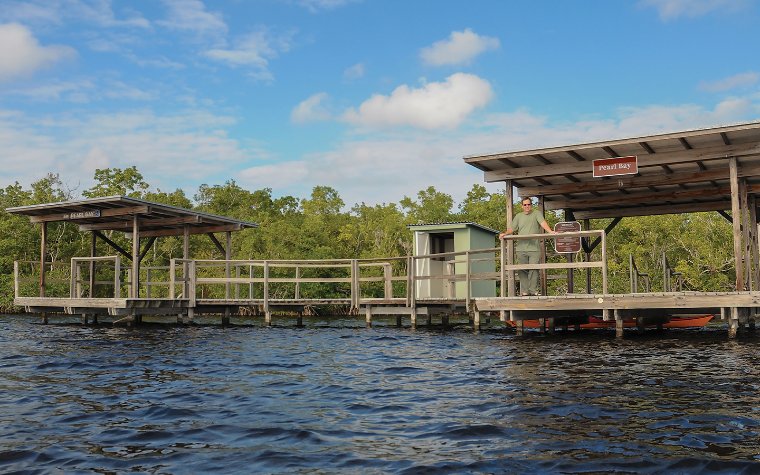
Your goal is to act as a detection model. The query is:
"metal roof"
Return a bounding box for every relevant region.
[407,222,500,235]
[6,195,258,237]
[464,120,760,219]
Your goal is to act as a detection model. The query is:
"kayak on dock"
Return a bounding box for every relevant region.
[509,314,714,330]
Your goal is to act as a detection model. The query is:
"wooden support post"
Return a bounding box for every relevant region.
[538,195,547,296]
[365,306,372,328]
[614,310,624,338]
[396,315,402,327]
[89,232,96,298]
[183,225,190,299]
[749,196,760,290]
[410,308,417,329]
[40,222,48,324]
[539,318,546,334]
[473,310,481,331]
[92,314,98,325]
[296,310,303,328]
[584,219,592,294]
[565,209,575,293]
[547,317,555,334]
[505,180,515,297]
[263,261,270,323]
[442,314,450,328]
[574,324,581,331]
[729,157,746,291]
[222,307,230,326]
[515,319,524,336]
[225,231,231,300]
[264,309,272,326]
[637,317,645,334]
[131,214,140,298]
[728,307,740,339]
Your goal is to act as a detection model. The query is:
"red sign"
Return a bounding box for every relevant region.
[593,155,638,178]
[554,221,581,253]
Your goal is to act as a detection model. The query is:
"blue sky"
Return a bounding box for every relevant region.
[1,0,759,207]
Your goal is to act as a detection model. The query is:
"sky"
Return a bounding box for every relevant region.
[1,0,759,207]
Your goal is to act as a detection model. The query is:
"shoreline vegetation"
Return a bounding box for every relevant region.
[0,166,737,312]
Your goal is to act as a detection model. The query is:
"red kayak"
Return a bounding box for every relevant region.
[509,314,714,329]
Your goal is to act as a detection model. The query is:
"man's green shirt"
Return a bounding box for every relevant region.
[511,211,546,252]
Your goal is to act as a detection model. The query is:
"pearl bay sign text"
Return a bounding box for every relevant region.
[592,155,638,178]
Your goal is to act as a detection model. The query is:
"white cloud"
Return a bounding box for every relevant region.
[239,95,760,207]
[639,0,749,20]
[298,0,361,13]
[0,108,248,193]
[0,1,149,28]
[205,28,294,81]
[0,23,76,82]
[698,72,759,92]
[343,73,494,130]
[343,62,365,80]
[420,28,500,66]
[159,0,227,38]
[291,93,331,123]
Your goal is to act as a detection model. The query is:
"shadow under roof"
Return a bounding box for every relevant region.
[6,195,258,237]
[463,121,760,220]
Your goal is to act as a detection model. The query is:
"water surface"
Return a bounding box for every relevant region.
[1,315,759,473]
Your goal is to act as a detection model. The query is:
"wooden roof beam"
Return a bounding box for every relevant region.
[679,137,693,150]
[721,132,731,145]
[573,200,731,220]
[518,168,727,196]
[78,215,202,232]
[602,146,619,157]
[532,154,552,165]
[483,142,760,181]
[567,150,586,161]
[126,223,243,239]
[545,186,733,211]
[638,141,656,154]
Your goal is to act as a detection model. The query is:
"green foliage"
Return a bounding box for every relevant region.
[83,166,149,198]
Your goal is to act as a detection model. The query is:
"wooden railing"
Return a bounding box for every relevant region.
[629,254,651,293]
[499,230,608,296]
[662,252,684,292]
[13,228,608,309]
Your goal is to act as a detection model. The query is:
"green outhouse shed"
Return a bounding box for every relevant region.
[408,222,499,299]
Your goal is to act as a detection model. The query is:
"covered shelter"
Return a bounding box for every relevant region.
[7,196,257,322]
[464,120,760,337]
[464,120,760,292]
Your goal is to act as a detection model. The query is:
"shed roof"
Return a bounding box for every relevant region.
[464,120,760,219]
[408,222,500,235]
[6,195,258,237]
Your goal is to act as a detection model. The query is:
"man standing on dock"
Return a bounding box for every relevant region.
[499,197,555,296]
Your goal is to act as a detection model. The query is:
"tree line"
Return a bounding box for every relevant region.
[0,166,736,310]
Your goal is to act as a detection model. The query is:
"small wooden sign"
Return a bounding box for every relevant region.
[593,155,638,178]
[64,210,101,220]
[554,221,581,253]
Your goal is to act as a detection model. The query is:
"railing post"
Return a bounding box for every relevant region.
[383,263,392,300]
[189,260,196,307]
[629,254,635,293]
[13,261,19,299]
[601,230,608,294]
[500,239,506,297]
[235,265,241,299]
[169,259,176,299]
[263,261,270,314]
[69,258,76,298]
[465,251,471,311]
[146,268,152,298]
[114,256,121,298]
[294,265,300,299]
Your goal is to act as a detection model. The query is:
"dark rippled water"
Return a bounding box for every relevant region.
[2,315,760,474]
